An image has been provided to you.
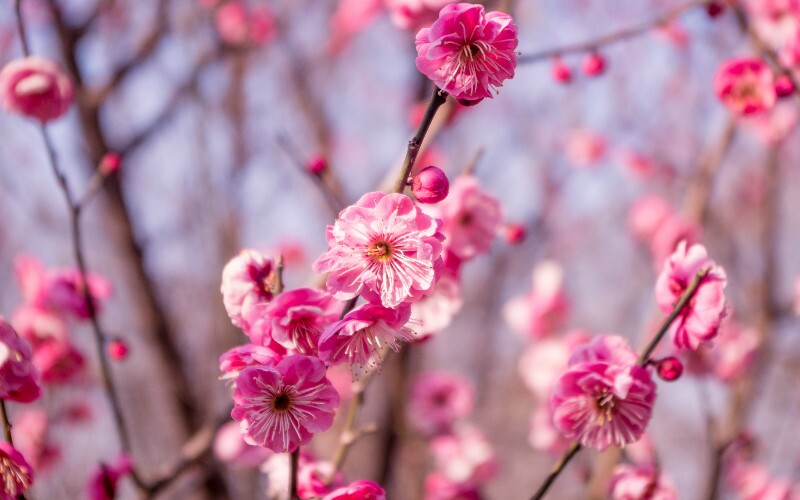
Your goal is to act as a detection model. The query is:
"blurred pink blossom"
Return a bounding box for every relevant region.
[518,330,591,399]
[13,408,59,472]
[565,129,607,167]
[503,261,569,339]
[12,306,67,345]
[220,249,276,330]
[429,424,497,488]
[386,0,456,30]
[415,3,518,103]
[609,463,677,500]
[219,344,280,382]
[407,371,474,436]
[214,1,275,46]
[424,472,480,500]
[410,273,463,339]
[0,319,40,403]
[85,454,132,500]
[528,403,571,455]
[32,339,85,385]
[714,58,776,115]
[322,480,386,500]
[628,196,673,242]
[0,56,73,122]
[740,102,798,145]
[328,0,384,54]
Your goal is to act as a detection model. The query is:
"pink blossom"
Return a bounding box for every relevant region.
[0,319,40,403]
[0,56,73,122]
[655,242,728,350]
[253,288,339,356]
[386,0,457,31]
[32,339,85,385]
[709,321,760,381]
[424,472,480,500]
[565,129,607,167]
[714,58,777,115]
[727,460,794,500]
[412,166,450,204]
[231,355,339,452]
[415,3,518,103]
[85,454,132,500]
[12,408,59,472]
[322,480,386,500]
[518,331,591,399]
[410,273,463,339]
[214,1,274,46]
[220,249,276,329]
[628,196,673,242]
[551,361,656,451]
[407,371,474,436]
[11,306,67,345]
[568,334,639,367]
[429,424,496,487]
[0,442,34,498]
[741,102,798,145]
[609,464,677,500]
[318,303,414,376]
[313,192,444,308]
[219,344,281,382]
[432,176,502,260]
[328,0,384,54]
[649,215,702,268]
[214,421,272,467]
[261,451,345,499]
[528,403,572,455]
[503,261,569,339]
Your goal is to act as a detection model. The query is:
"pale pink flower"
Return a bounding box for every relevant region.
[0,56,73,122]
[407,371,474,436]
[12,408,59,472]
[85,454,132,500]
[214,1,274,46]
[231,355,340,453]
[386,0,457,31]
[219,344,281,382]
[714,58,777,115]
[11,306,67,345]
[655,242,728,350]
[254,288,339,356]
[415,3,518,103]
[609,464,677,500]
[503,260,569,339]
[0,442,34,498]
[429,424,496,487]
[424,472,480,500]
[551,360,656,451]
[261,451,345,499]
[518,331,591,399]
[214,421,273,467]
[565,129,607,167]
[704,321,760,382]
[221,249,276,329]
[528,403,571,455]
[432,176,502,260]
[410,273,463,339]
[649,214,702,268]
[328,0,384,54]
[313,192,444,308]
[318,303,414,376]
[741,102,798,145]
[628,196,673,242]
[322,480,386,500]
[727,460,794,500]
[0,319,40,403]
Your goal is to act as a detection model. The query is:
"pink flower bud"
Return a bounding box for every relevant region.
[706,2,725,18]
[108,339,128,361]
[656,356,683,381]
[503,223,526,245]
[0,57,74,122]
[99,152,121,175]
[551,58,572,84]
[412,166,450,204]
[307,155,327,175]
[582,53,606,77]
[775,75,795,98]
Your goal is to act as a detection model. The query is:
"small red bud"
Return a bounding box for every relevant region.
[551,58,572,84]
[705,2,725,18]
[307,155,327,175]
[582,53,606,77]
[503,223,526,244]
[775,75,795,98]
[99,152,121,175]
[108,339,129,361]
[656,356,683,381]
[412,166,449,204]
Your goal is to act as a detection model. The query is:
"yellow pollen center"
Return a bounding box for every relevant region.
[367,241,392,261]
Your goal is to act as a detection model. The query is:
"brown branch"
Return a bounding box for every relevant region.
[0,400,14,446]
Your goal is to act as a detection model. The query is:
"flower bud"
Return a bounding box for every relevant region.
[99,152,121,175]
[0,56,74,122]
[656,356,683,382]
[503,223,526,245]
[582,53,606,77]
[551,58,572,84]
[775,75,795,98]
[412,166,449,204]
[108,339,129,361]
[307,154,327,175]
[705,2,725,18]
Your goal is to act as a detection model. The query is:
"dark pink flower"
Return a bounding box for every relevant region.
[322,480,386,500]
[231,355,339,452]
[0,442,34,498]
[313,192,444,308]
[415,3,518,103]
[32,339,85,385]
[86,454,132,500]
[413,166,450,204]
[432,176,502,260]
[253,288,339,356]
[0,56,73,122]
[655,242,727,350]
[609,464,677,500]
[714,57,777,115]
[318,303,414,376]
[407,370,474,436]
[424,472,480,500]
[221,249,276,330]
[0,319,40,403]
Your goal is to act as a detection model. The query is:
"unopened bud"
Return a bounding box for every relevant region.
[99,152,121,175]
[108,339,129,361]
[307,155,327,175]
[412,166,449,204]
[582,53,606,77]
[775,75,795,98]
[656,356,683,381]
[551,58,572,84]
[503,223,527,245]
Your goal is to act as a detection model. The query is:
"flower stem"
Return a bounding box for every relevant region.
[530,443,581,500]
[290,448,300,499]
[0,400,14,446]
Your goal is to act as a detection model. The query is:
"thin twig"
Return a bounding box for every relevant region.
[0,400,14,445]
[289,449,300,499]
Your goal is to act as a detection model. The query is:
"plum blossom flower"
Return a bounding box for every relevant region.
[726,459,794,500]
[231,355,339,453]
[503,260,569,339]
[424,472,481,500]
[386,0,457,31]
[219,344,281,382]
[221,249,276,329]
[609,464,677,500]
[313,192,444,308]
[714,58,776,115]
[0,56,73,122]
[407,371,474,436]
[0,442,34,498]
[213,421,273,467]
[415,3,518,103]
[318,304,415,376]
[11,306,67,345]
[431,176,502,260]
[628,196,673,242]
[12,408,59,472]
[655,242,727,350]
[0,319,40,403]
[429,424,497,488]
[261,451,345,499]
[528,403,572,455]
[517,330,591,399]
[551,336,656,451]
[410,273,463,339]
[32,339,85,385]
[251,288,339,356]
[322,480,386,500]
[86,454,132,500]
[689,320,760,382]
